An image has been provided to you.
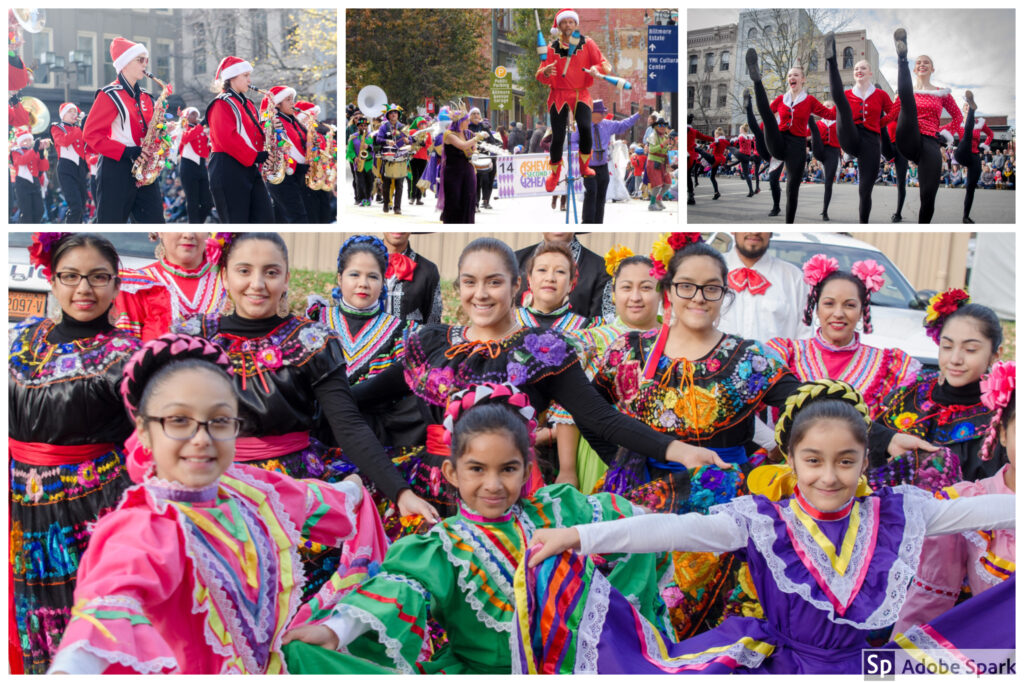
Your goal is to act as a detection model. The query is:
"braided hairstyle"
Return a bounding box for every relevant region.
[774,379,872,461]
[442,383,537,466]
[335,235,389,305]
[803,271,871,332]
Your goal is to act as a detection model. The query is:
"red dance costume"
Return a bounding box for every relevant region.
[844,84,895,134]
[731,133,756,156]
[960,117,995,154]
[688,126,714,166]
[816,119,840,148]
[769,91,835,137]
[709,136,729,166]
[83,82,155,161]
[890,89,962,139]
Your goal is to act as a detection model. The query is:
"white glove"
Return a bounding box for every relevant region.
[939,129,955,147]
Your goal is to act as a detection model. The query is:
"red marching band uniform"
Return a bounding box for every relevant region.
[10,127,49,223]
[260,85,312,223]
[295,100,333,223]
[177,106,214,224]
[50,103,92,223]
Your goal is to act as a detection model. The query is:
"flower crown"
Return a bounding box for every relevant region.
[604,244,634,277]
[204,232,238,268]
[649,232,702,278]
[28,232,72,279]
[924,288,970,344]
[979,360,1015,461]
[334,235,389,305]
[442,383,537,448]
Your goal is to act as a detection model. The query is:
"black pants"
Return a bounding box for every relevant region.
[14,177,43,223]
[730,153,756,194]
[269,165,310,223]
[826,59,881,223]
[410,158,427,201]
[881,129,909,218]
[180,157,213,224]
[383,176,404,212]
[581,162,610,223]
[752,79,809,223]
[208,152,273,223]
[696,149,720,194]
[56,158,89,224]
[808,135,841,217]
[476,166,495,205]
[954,108,982,220]
[354,168,373,203]
[746,94,781,211]
[549,102,593,163]
[95,155,164,223]
[894,56,944,223]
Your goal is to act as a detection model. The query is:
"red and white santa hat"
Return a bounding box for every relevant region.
[215,56,253,83]
[15,126,34,145]
[110,37,148,74]
[552,8,579,30]
[59,102,79,119]
[295,100,321,119]
[266,85,296,105]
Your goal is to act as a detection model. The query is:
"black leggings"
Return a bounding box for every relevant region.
[808,125,841,216]
[696,149,720,194]
[954,108,982,220]
[744,99,778,208]
[827,59,882,223]
[894,55,943,223]
[730,152,757,193]
[881,129,909,217]
[549,102,593,163]
[752,78,808,223]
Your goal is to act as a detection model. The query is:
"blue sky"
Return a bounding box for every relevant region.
[688,9,1016,128]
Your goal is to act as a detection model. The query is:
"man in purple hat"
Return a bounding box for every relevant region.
[572,99,640,223]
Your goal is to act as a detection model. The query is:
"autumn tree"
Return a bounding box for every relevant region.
[346,9,488,115]
[506,9,558,122]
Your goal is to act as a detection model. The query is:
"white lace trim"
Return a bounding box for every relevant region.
[55,640,179,674]
[574,568,611,674]
[963,530,1011,587]
[334,603,415,673]
[636,603,768,670]
[532,487,565,527]
[432,524,513,633]
[586,495,605,523]
[79,594,146,612]
[376,571,431,599]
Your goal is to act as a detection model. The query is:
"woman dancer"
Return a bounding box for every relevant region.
[954,93,992,224]
[882,121,910,222]
[695,127,729,200]
[728,123,759,197]
[685,114,714,205]
[807,109,840,221]
[743,90,786,216]
[745,50,835,222]
[438,109,477,224]
[890,29,962,223]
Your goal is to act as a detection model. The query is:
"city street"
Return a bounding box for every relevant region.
[687,176,1015,224]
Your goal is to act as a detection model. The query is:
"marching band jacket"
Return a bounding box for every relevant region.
[50,122,89,165]
[178,122,210,164]
[206,89,265,167]
[11,147,49,184]
[83,76,156,161]
[277,112,308,165]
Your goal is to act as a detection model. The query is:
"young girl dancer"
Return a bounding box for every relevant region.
[728,124,759,197]
[10,233,141,673]
[520,379,1015,674]
[686,114,714,205]
[695,127,729,200]
[954,93,992,224]
[279,383,673,674]
[807,109,840,221]
[47,334,386,674]
[743,91,785,216]
[894,360,1015,633]
[890,29,963,223]
[745,50,835,222]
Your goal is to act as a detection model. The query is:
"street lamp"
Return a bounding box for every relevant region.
[41,50,92,107]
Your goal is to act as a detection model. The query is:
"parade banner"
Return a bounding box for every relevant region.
[497,152,583,198]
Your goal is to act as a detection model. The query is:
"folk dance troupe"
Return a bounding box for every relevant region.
[10,230,1016,673]
[8,35,337,225]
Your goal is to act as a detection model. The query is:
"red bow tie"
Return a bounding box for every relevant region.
[728,267,771,295]
[386,252,417,281]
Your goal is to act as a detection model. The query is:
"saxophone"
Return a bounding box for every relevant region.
[248,85,288,185]
[323,124,337,191]
[132,71,174,186]
[304,112,324,190]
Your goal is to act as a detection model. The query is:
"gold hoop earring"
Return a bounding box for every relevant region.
[278,291,290,318]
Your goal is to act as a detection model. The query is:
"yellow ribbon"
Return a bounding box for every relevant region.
[747,464,872,502]
[177,504,260,589]
[70,599,116,642]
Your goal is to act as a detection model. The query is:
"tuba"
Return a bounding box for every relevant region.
[249,84,288,185]
[20,95,49,134]
[132,71,174,187]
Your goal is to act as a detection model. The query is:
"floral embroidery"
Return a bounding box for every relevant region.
[893,412,917,430]
[76,462,99,488]
[881,376,993,446]
[257,347,283,370]
[615,361,641,402]
[8,319,140,388]
[523,332,568,366]
[178,316,202,335]
[507,362,528,386]
[426,367,456,397]
[298,325,328,351]
[26,469,45,503]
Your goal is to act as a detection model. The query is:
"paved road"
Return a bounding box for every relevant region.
[687,176,1015,224]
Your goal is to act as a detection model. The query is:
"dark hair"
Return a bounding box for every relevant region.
[458,237,519,280]
[1002,390,1016,431]
[50,233,121,276]
[525,241,577,284]
[788,399,869,456]
[223,232,289,270]
[139,359,235,417]
[660,242,734,305]
[451,403,531,467]
[338,240,387,278]
[614,255,655,281]
[942,303,1003,354]
[803,271,871,332]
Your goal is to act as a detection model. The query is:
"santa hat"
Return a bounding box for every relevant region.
[215,56,253,83]
[266,85,296,105]
[58,102,79,119]
[182,106,199,118]
[295,101,321,119]
[552,8,579,30]
[110,37,148,74]
[15,127,34,145]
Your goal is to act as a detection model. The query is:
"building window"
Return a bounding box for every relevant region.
[748,27,757,40]
[103,36,117,84]
[717,84,728,108]
[76,32,96,89]
[687,86,694,108]
[155,40,173,85]
[843,47,854,69]
[704,52,714,72]
[688,54,697,74]
[700,85,711,108]
[778,23,788,38]
[222,25,235,57]
[193,23,206,75]
[28,29,54,87]
[252,11,268,60]
[763,25,774,39]
[720,51,730,71]
[808,50,818,72]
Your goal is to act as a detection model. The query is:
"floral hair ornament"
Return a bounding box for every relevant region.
[205,232,238,268]
[923,288,970,344]
[648,232,702,279]
[335,235,390,305]
[850,259,885,294]
[978,360,1015,461]
[604,244,634,277]
[441,382,538,448]
[29,232,72,279]
[801,253,839,287]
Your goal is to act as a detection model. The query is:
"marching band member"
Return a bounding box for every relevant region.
[374,103,411,215]
[262,85,309,223]
[204,55,273,223]
[347,115,375,207]
[50,103,90,223]
[177,106,213,224]
[409,115,431,206]
[10,127,49,223]
[467,108,499,210]
[295,100,333,223]
[82,37,165,223]
[85,152,100,219]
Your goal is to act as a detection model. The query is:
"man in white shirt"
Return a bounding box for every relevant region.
[719,232,812,343]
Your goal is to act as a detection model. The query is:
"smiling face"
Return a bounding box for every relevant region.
[338,251,384,309]
[442,430,529,518]
[939,316,998,387]
[382,232,410,253]
[853,60,872,84]
[50,245,120,323]
[787,67,805,92]
[222,239,290,320]
[137,367,237,489]
[668,255,725,334]
[528,251,573,314]
[790,418,868,512]
[160,232,208,269]
[914,55,934,78]
[457,249,518,336]
[615,262,660,330]
[817,278,862,346]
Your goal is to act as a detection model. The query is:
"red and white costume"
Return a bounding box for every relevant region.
[731,133,756,157]
[890,88,962,141]
[844,83,895,134]
[709,136,729,166]
[50,120,89,166]
[179,122,211,164]
[816,119,840,148]
[535,12,608,113]
[206,90,264,167]
[83,78,156,161]
[687,125,714,166]
[10,146,49,184]
[960,117,995,154]
[769,91,834,137]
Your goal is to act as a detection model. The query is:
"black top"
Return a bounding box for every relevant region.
[385,246,442,325]
[173,313,408,501]
[403,324,676,461]
[9,318,140,445]
[516,236,613,320]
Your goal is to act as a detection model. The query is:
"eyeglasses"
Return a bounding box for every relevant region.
[141,415,243,441]
[54,272,115,287]
[671,282,726,301]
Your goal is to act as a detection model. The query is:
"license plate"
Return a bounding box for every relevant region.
[8,291,47,321]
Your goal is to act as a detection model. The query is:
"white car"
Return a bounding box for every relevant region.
[707,232,939,369]
[8,232,156,331]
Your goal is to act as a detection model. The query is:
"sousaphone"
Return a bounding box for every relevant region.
[357,85,387,120]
